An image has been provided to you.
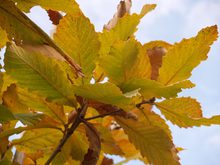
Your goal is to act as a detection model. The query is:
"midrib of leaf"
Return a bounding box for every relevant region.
[164,53,195,85]
[1,3,81,75]
[15,50,73,104]
[155,103,187,121]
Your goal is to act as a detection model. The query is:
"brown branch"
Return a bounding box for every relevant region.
[44,101,88,165]
[85,109,122,121]
[136,97,155,108]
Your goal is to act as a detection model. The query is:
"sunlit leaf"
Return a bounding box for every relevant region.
[4,44,76,106]
[54,13,100,81]
[100,39,151,85]
[158,25,218,85]
[116,117,180,165]
[156,97,220,128]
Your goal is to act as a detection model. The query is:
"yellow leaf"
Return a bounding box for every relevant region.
[54,13,100,81]
[0,27,9,48]
[158,25,218,85]
[17,88,67,125]
[156,97,220,128]
[116,117,180,165]
[13,0,80,13]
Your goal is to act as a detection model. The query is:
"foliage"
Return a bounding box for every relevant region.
[0,0,219,164]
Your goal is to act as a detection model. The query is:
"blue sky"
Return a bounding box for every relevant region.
[1,0,220,164]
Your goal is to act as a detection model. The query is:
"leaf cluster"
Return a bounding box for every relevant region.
[0,0,219,165]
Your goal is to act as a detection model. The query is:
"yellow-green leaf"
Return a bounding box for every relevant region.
[4,44,76,106]
[158,25,218,85]
[54,13,100,81]
[116,117,180,165]
[0,104,15,123]
[0,27,9,48]
[100,39,151,86]
[121,79,194,99]
[0,0,46,44]
[156,97,220,128]
[13,0,80,13]
[73,83,131,109]
[17,88,66,124]
[99,4,156,57]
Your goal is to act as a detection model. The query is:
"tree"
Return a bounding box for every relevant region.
[0,0,219,164]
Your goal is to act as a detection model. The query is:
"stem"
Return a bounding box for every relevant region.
[45,102,88,165]
[85,109,122,121]
[136,97,155,108]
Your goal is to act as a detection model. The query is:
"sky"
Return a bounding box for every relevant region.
[1,0,220,165]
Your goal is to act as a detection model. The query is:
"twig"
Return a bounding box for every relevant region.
[85,109,122,121]
[45,101,88,165]
[136,97,155,108]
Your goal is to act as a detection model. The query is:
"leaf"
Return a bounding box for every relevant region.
[95,124,124,155]
[116,117,180,165]
[4,44,76,106]
[0,27,9,48]
[156,97,220,128]
[133,104,172,138]
[82,123,101,165]
[0,0,45,44]
[144,41,172,80]
[54,13,100,81]
[74,83,131,109]
[17,88,66,124]
[47,10,63,25]
[0,104,15,123]
[13,0,80,13]
[100,39,151,86]
[104,0,132,30]
[0,0,82,75]
[53,132,89,165]
[121,78,194,99]
[158,25,218,85]
[99,4,156,57]
[100,157,114,165]
[12,129,62,154]
[3,84,29,113]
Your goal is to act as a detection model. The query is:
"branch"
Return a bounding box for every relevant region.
[85,109,122,121]
[136,97,155,108]
[45,101,88,165]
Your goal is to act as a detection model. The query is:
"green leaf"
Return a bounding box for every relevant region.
[121,79,194,99]
[158,25,218,85]
[73,83,131,108]
[54,13,100,81]
[4,44,76,106]
[0,104,15,123]
[156,97,220,128]
[116,117,180,165]
[100,39,151,86]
